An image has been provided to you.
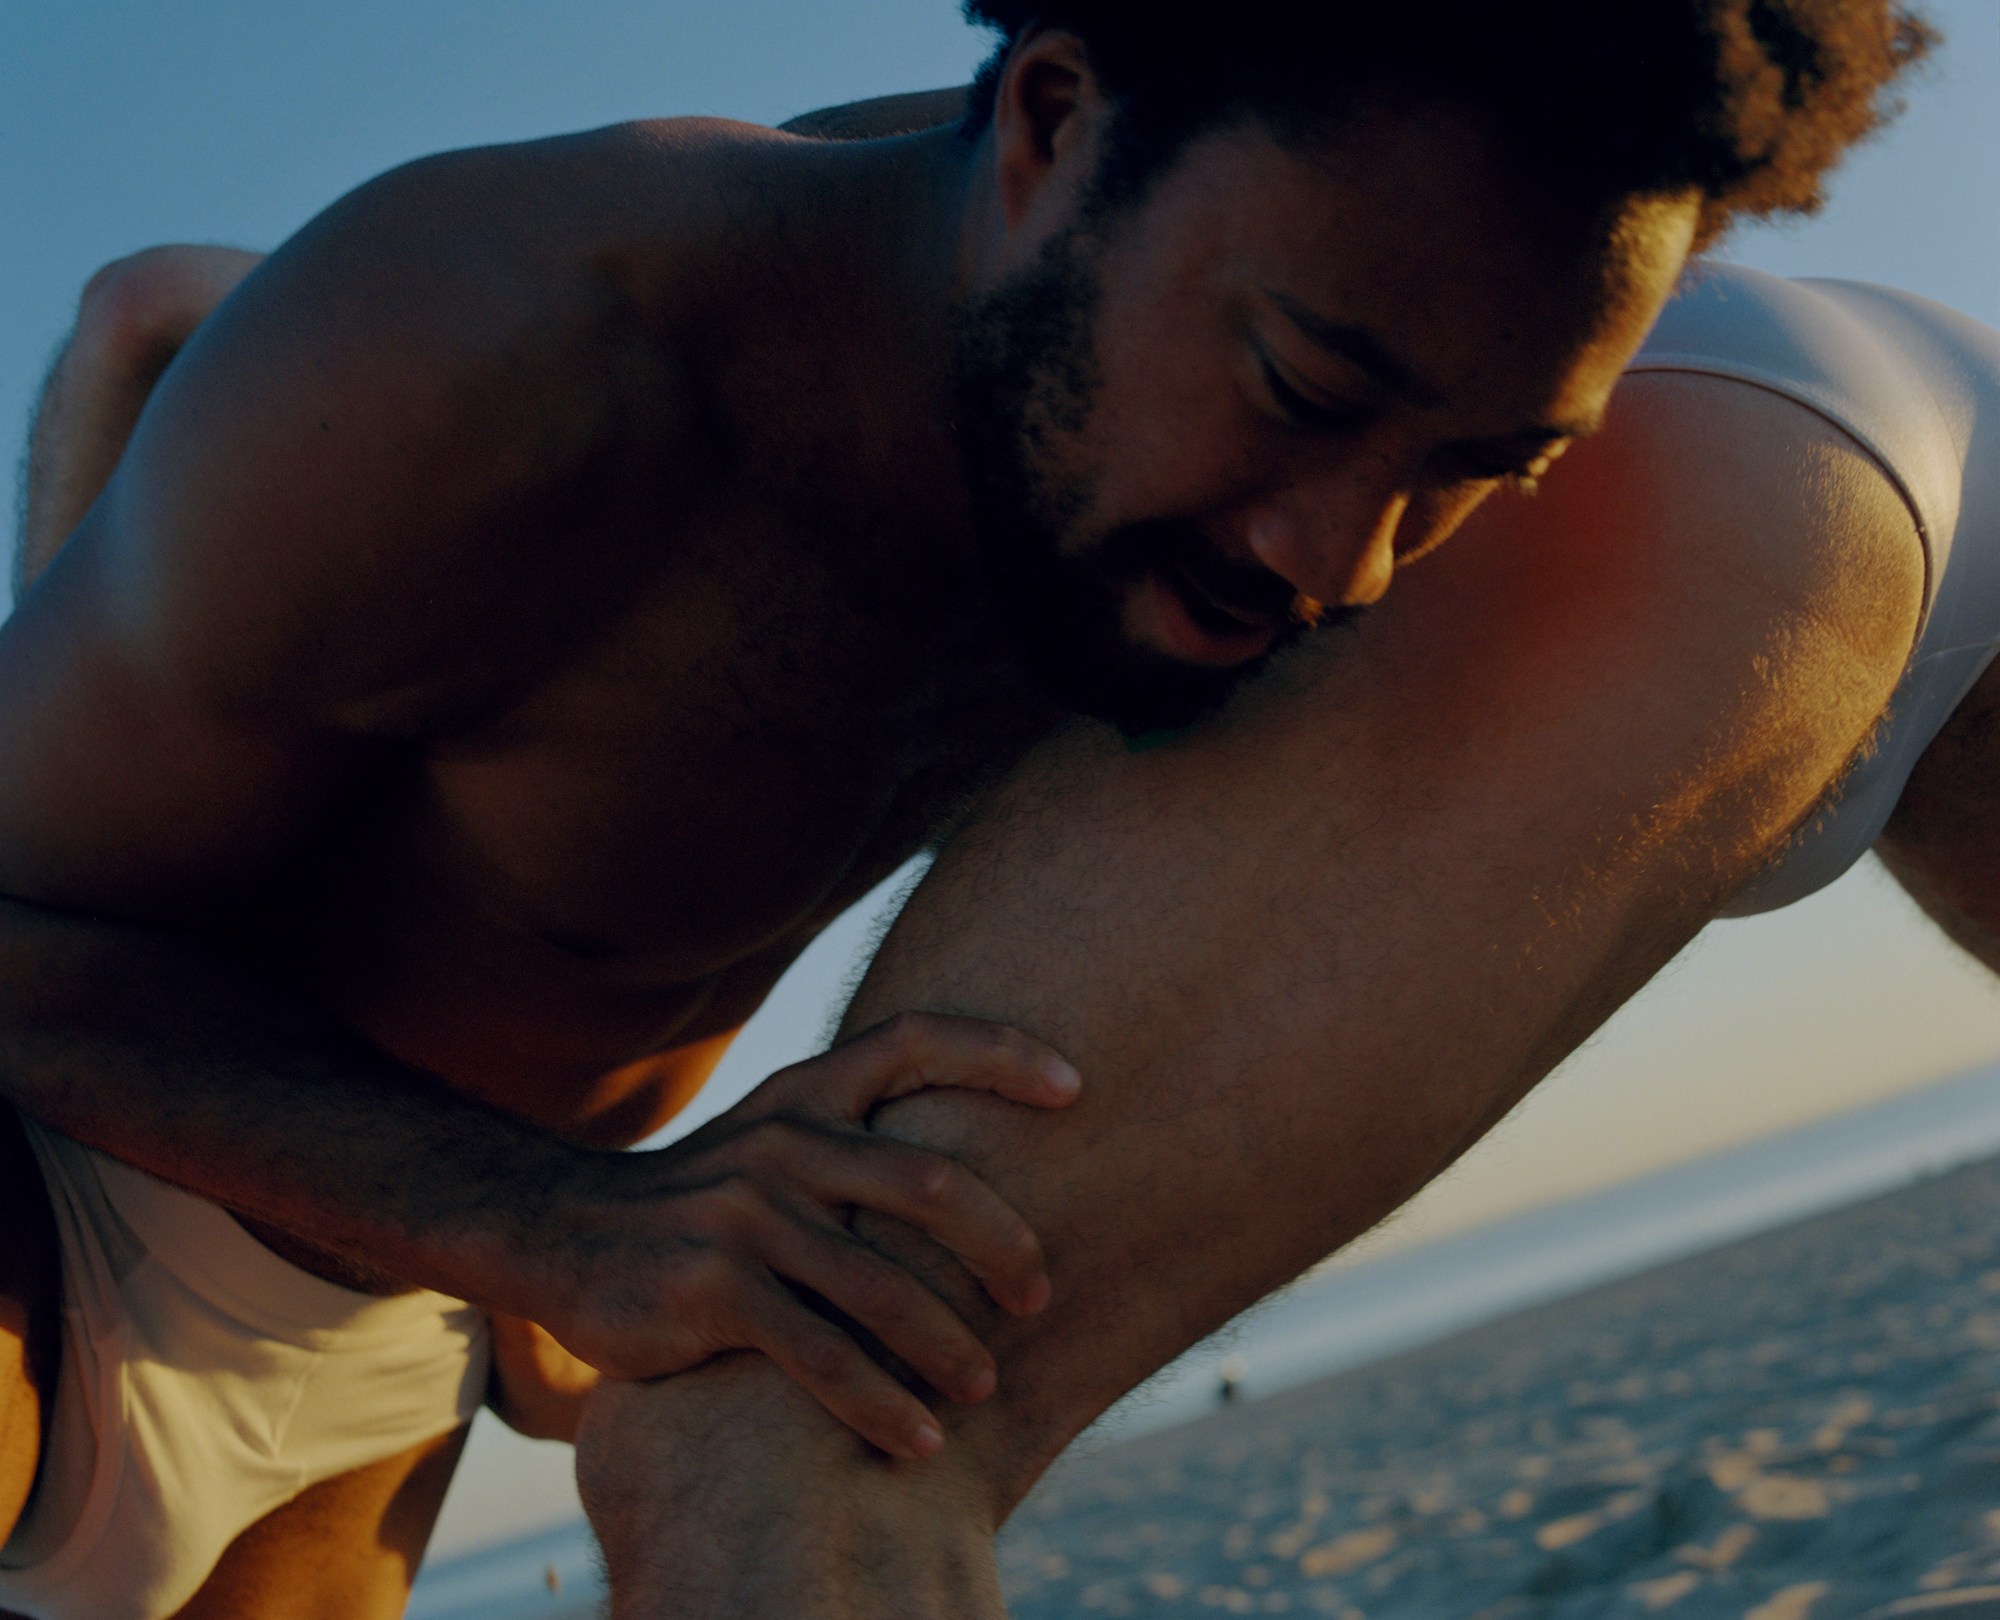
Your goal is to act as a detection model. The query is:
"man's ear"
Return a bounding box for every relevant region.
[989,28,1103,234]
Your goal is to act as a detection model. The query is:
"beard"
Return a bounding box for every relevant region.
[951,221,1312,738]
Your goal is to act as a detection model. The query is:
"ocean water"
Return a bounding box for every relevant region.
[406,1060,2000,1620]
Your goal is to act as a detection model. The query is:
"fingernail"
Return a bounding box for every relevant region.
[912,1421,945,1457]
[966,1365,997,1402]
[1043,1059,1082,1098]
[1019,1275,1051,1315]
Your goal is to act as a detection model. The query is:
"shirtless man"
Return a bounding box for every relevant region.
[0,3,1934,1616]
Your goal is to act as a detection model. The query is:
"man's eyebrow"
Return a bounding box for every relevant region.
[1265,289,1448,410]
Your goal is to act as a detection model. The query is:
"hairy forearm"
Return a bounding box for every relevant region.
[0,895,580,1308]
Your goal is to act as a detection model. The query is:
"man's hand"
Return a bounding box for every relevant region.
[18,243,262,588]
[541,1013,1080,1460]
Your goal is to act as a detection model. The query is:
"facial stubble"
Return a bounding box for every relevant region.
[951,220,1310,737]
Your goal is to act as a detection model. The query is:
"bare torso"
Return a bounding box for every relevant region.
[42,119,1047,1151]
[262,530,1036,1146]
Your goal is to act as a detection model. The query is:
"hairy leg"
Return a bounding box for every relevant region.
[576,377,1924,1617]
[1877,648,2000,975]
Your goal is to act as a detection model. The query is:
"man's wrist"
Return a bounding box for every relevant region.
[452,1130,608,1323]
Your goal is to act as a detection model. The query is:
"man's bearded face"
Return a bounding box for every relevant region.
[949,109,1697,738]
[952,218,1315,737]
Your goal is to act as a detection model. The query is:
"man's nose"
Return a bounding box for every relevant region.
[1241,479,1409,609]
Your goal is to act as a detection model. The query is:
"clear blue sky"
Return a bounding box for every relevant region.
[3,0,1999,1555]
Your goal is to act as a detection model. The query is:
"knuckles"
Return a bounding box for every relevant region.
[790,1326,852,1385]
[904,1154,959,1208]
[680,1174,768,1242]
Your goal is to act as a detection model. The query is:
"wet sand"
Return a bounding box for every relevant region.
[997,1153,2000,1619]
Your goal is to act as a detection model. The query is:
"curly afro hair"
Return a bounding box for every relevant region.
[961,0,1934,247]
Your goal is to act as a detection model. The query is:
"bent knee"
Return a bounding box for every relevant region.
[0,1110,60,1545]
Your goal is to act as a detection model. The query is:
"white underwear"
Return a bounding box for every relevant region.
[0,1117,489,1620]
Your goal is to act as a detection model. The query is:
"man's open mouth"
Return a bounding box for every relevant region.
[1160,561,1283,638]
[1142,563,1284,666]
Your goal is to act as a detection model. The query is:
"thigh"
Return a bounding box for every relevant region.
[0,1106,59,1549]
[170,1424,470,1620]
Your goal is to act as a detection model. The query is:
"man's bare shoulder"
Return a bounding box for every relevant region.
[778,88,969,141]
[32,121,819,738]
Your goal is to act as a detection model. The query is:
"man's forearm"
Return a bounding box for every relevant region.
[0,895,579,1308]
[0,894,1086,1448]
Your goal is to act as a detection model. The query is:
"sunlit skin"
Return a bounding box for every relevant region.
[0,37,1777,1620]
[1023,111,1673,653]
[940,39,1688,733]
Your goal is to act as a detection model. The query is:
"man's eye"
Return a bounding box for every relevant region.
[1486,465,1545,496]
[1457,446,1564,495]
[1259,356,1370,434]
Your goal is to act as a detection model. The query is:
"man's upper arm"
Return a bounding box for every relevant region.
[0,144,646,923]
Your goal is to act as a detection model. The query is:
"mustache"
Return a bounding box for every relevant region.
[1100,521,1328,630]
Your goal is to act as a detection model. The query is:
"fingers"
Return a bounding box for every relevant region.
[733,1271,948,1461]
[751,1124,1050,1316]
[777,1011,1082,1119]
[754,1207,998,1406]
[561,1225,973,1458]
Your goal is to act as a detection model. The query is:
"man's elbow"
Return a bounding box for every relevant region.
[75,246,264,382]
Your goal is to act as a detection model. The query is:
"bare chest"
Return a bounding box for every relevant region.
[265,522,1030,1135]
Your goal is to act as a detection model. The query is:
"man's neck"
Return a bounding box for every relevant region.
[695,122,1052,764]
[776,118,981,416]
